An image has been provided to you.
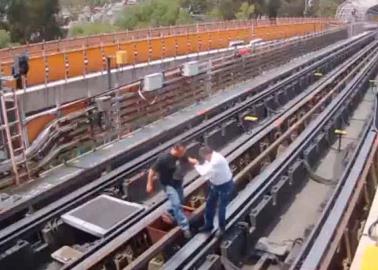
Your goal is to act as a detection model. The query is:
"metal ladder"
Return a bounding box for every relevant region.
[0,83,29,185]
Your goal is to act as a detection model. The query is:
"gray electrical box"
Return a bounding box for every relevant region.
[143,73,163,91]
[95,96,112,112]
[182,61,199,77]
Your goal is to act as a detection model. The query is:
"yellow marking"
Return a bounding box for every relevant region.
[362,245,378,270]
[116,51,128,65]
[244,116,258,122]
[334,129,347,135]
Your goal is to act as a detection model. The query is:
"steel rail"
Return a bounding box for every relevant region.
[0,32,368,244]
[0,35,372,270]
[162,38,378,270]
[68,40,378,270]
[290,99,378,269]
[118,45,378,270]
[0,29,356,229]
[0,34,372,270]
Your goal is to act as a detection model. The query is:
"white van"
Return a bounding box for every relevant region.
[229,40,245,48]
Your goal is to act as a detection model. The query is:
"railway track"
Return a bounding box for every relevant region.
[0,32,374,270]
[59,37,378,269]
[0,27,347,228]
[159,36,378,270]
[288,89,378,269]
[0,29,354,228]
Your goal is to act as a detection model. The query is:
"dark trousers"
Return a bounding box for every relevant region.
[205,180,234,230]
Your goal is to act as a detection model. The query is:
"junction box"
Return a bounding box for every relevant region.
[143,73,164,91]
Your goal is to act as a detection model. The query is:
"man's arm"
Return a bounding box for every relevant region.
[188,157,209,175]
[194,161,213,179]
[146,168,157,193]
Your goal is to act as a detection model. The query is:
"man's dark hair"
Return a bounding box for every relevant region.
[173,142,186,149]
[199,146,213,158]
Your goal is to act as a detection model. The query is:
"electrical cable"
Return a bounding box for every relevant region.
[368,219,378,242]
[138,84,158,105]
[303,159,336,186]
[63,160,89,170]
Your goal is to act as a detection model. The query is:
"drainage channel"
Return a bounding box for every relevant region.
[64,40,378,270]
[244,78,375,270]
[160,37,378,270]
[289,84,378,270]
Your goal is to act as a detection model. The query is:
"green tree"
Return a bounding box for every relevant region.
[0,0,8,29]
[68,22,118,37]
[116,0,192,30]
[266,0,281,18]
[180,0,210,14]
[208,0,243,20]
[248,0,266,18]
[317,0,342,17]
[7,0,62,43]
[0,29,10,48]
[279,0,305,16]
[176,8,194,24]
[236,2,255,20]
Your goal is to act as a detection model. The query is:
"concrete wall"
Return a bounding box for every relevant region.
[16,50,231,114]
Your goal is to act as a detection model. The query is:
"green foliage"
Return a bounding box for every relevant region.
[61,0,109,9]
[180,0,210,14]
[176,8,194,25]
[249,0,266,18]
[0,29,10,48]
[116,0,193,30]
[68,22,118,37]
[88,0,108,6]
[0,0,344,45]
[207,7,223,20]
[317,0,343,17]
[236,2,255,20]
[7,0,62,43]
[279,0,305,17]
[207,0,266,20]
[266,0,281,18]
[217,0,241,20]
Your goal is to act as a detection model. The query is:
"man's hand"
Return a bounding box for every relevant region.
[188,157,199,166]
[146,181,154,193]
[146,169,156,194]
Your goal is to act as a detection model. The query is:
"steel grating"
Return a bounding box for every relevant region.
[61,195,144,237]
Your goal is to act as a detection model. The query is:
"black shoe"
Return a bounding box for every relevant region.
[183,229,192,239]
[198,225,213,233]
[215,228,225,238]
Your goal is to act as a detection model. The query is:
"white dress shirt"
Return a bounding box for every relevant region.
[194,151,233,186]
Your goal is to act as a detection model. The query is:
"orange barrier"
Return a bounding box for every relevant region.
[21,25,346,145]
[0,19,337,87]
[26,100,88,142]
[0,18,317,60]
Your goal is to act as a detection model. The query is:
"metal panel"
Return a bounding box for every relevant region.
[61,195,144,237]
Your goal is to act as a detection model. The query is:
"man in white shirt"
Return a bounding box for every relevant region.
[189,146,234,235]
